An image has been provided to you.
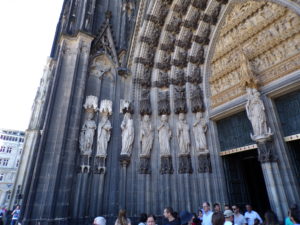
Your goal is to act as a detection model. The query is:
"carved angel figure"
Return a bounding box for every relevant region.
[121,112,134,155]
[177,113,190,156]
[140,115,154,157]
[79,113,96,155]
[96,114,112,157]
[193,112,208,152]
[158,115,172,157]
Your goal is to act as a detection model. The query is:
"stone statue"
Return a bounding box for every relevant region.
[79,113,97,155]
[246,88,272,141]
[176,113,190,156]
[96,113,112,157]
[140,115,154,157]
[193,112,208,153]
[158,115,172,157]
[121,112,134,155]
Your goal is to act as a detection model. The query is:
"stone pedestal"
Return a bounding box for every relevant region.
[139,157,151,174]
[178,155,193,174]
[160,156,174,174]
[198,153,212,173]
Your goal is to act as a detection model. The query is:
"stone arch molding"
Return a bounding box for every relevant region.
[132,0,300,114]
[204,0,300,110]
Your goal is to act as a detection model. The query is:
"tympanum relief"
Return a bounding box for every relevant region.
[209,1,300,108]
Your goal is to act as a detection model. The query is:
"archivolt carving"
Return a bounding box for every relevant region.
[191,0,208,10]
[190,85,204,112]
[158,91,170,115]
[174,86,187,114]
[140,89,152,115]
[172,68,186,86]
[210,1,300,108]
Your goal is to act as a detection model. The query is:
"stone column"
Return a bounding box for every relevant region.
[22,32,94,224]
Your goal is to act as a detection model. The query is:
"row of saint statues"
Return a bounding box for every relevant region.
[79,110,209,160]
[79,86,272,162]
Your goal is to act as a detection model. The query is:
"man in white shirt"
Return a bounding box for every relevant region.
[244,205,263,225]
[224,210,234,225]
[232,205,246,225]
[202,202,214,225]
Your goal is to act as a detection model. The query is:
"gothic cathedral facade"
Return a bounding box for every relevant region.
[14,0,300,224]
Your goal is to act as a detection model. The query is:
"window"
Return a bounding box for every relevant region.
[16,160,19,167]
[0,159,9,167]
[6,191,11,200]
[0,146,5,152]
[6,147,12,153]
[0,174,3,181]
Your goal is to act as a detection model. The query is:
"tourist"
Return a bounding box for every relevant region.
[224,205,230,211]
[146,214,156,225]
[0,207,5,225]
[224,210,234,225]
[263,210,279,225]
[114,209,131,225]
[10,206,20,225]
[244,205,262,225]
[163,207,180,225]
[179,210,194,225]
[198,209,203,222]
[232,205,245,225]
[286,205,298,225]
[192,213,201,225]
[202,202,213,225]
[212,212,225,225]
[93,216,106,225]
[138,213,147,225]
[290,206,300,225]
[214,203,221,213]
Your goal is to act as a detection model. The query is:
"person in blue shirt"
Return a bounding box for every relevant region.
[290,206,300,225]
[10,206,20,225]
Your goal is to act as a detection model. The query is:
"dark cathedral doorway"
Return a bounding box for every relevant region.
[287,140,300,186]
[223,150,271,216]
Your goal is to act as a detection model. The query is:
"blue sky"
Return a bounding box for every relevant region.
[0,0,64,131]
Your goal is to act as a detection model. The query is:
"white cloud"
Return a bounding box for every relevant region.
[0,0,64,131]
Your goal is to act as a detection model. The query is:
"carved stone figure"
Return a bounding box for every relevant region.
[158,91,170,115]
[140,89,152,115]
[158,115,172,156]
[246,88,272,141]
[121,112,134,156]
[174,86,187,114]
[79,113,97,156]
[193,112,208,152]
[96,114,112,157]
[177,113,190,156]
[140,115,154,157]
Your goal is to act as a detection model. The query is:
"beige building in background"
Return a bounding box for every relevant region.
[0,129,24,208]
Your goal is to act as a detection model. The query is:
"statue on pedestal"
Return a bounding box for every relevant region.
[140,115,153,157]
[193,112,208,153]
[246,88,272,141]
[79,113,97,156]
[121,112,134,156]
[96,100,113,158]
[158,115,172,157]
[176,113,190,156]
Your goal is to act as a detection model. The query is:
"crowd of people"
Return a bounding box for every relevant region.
[93,203,300,225]
[0,205,20,225]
